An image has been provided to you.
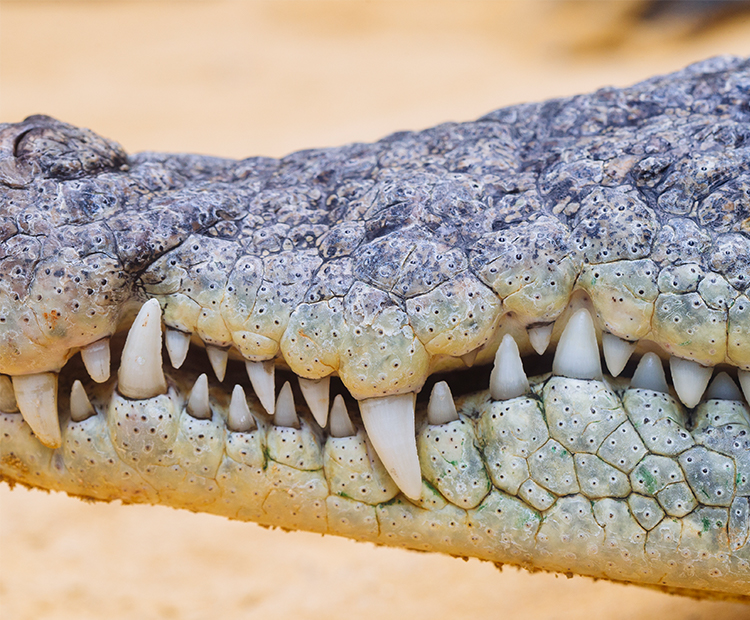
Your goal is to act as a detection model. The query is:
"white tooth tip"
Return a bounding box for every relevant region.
[187,373,211,420]
[12,372,61,448]
[738,370,750,404]
[601,332,637,378]
[165,328,191,369]
[299,376,330,427]
[228,384,255,432]
[359,393,421,501]
[460,348,479,368]
[427,381,458,425]
[329,394,355,437]
[274,381,298,428]
[80,338,111,383]
[0,375,18,412]
[527,323,554,355]
[705,371,743,402]
[630,352,669,394]
[117,299,167,400]
[206,346,229,382]
[70,380,96,422]
[552,309,602,380]
[669,356,712,408]
[245,360,275,415]
[490,334,529,401]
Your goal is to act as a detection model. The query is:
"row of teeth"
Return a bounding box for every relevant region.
[5,299,750,501]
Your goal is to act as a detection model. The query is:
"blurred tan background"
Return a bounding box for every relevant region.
[2,2,750,619]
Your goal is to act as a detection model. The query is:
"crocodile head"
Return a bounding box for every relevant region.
[1,57,749,601]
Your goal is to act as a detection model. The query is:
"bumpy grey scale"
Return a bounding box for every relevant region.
[1,55,750,600]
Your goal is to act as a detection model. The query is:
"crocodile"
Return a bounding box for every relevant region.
[1,55,749,601]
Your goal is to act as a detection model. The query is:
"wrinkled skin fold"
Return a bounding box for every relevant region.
[1,56,750,600]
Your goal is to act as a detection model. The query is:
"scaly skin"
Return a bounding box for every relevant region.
[0,56,749,600]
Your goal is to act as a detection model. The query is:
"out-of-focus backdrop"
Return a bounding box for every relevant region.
[2,2,750,618]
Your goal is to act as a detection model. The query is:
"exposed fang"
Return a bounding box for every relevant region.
[669,356,712,408]
[427,381,458,425]
[552,309,602,380]
[206,346,229,382]
[527,323,553,355]
[0,375,18,412]
[490,334,529,401]
[460,348,479,368]
[329,394,355,437]
[359,393,421,501]
[602,333,636,378]
[186,373,211,419]
[80,338,111,383]
[165,328,191,369]
[298,376,330,426]
[274,381,299,428]
[12,372,61,448]
[245,360,275,415]
[117,299,168,400]
[228,384,255,432]
[70,380,96,422]
[630,352,669,394]
[705,371,743,401]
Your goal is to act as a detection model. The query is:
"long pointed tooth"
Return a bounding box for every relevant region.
[359,393,421,501]
[552,309,602,380]
[12,372,60,448]
[669,356,712,408]
[705,371,743,401]
[206,346,229,382]
[0,375,18,412]
[70,380,96,422]
[427,381,458,425]
[245,360,275,415]
[631,352,669,393]
[228,384,255,432]
[299,376,330,426]
[527,323,554,355]
[602,333,636,378]
[187,373,211,419]
[738,370,750,404]
[117,299,167,399]
[165,328,191,369]
[274,381,299,428]
[80,338,110,383]
[461,348,479,368]
[329,394,355,437]
[490,334,529,401]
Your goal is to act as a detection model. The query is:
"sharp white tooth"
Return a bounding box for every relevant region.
[669,356,712,408]
[245,360,275,415]
[630,352,669,393]
[187,373,211,419]
[165,328,191,369]
[552,309,602,380]
[228,384,255,432]
[117,299,167,400]
[12,372,61,448]
[601,332,636,378]
[427,381,458,425]
[738,370,750,404]
[70,380,96,422]
[298,376,330,426]
[461,348,479,368]
[359,393,421,501]
[527,323,554,355]
[705,371,743,401]
[0,375,18,412]
[206,346,229,382]
[80,338,110,383]
[274,381,299,428]
[329,394,355,437]
[490,334,529,401]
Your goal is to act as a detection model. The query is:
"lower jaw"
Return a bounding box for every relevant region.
[1,334,748,600]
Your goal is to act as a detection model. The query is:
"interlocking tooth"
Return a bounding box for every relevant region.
[117,299,168,400]
[359,393,421,501]
[669,356,712,408]
[601,333,637,378]
[298,376,330,426]
[490,334,529,401]
[527,323,553,355]
[274,381,299,428]
[80,338,111,383]
[0,375,18,412]
[427,381,458,425]
[460,348,479,368]
[165,328,191,369]
[228,384,255,432]
[70,380,96,422]
[245,360,275,415]
[738,370,750,404]
[552,309,602,380]
[206,346,229,382]
[630,352,669,394]
[186,373,211,420]
[12,372,61,448]
[329,394,355,437]
[705,371,743,401]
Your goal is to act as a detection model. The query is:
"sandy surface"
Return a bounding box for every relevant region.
[2,2,750,618]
